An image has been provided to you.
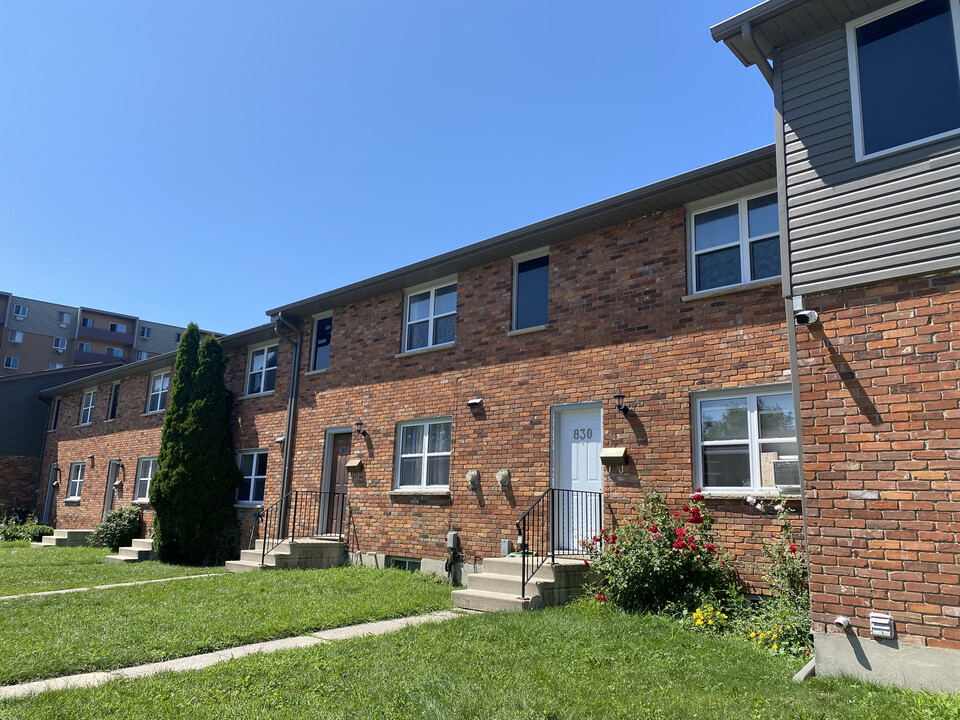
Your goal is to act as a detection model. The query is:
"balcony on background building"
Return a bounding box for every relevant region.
[76,326,135,346]
[74,349,128,365]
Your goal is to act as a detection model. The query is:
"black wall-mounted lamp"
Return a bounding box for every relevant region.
[355,420,367,437]
[613,389,629,415]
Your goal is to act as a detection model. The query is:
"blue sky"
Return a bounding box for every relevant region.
[0,1,771,334]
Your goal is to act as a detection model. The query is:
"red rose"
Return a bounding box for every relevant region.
[649,525,658,533]
[682,504,690,512]
[609,534,617,543]
[584,559,590,567]
[789,544,797,553]
[595,593,606,603]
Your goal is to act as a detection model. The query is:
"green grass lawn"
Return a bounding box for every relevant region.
[0,542,223,596]
[1,604,956,720]
[0,565,451,685]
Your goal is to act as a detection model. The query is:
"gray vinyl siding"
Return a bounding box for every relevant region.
[779,22,960,295]
[134,321,184,355]
[7,297,77,338]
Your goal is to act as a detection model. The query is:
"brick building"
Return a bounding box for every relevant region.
[714,0,960,691]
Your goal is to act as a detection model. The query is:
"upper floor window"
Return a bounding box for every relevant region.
[107,383,120,420]
[147,371,170,413]
[237,450,267,503]
[694,387,797,492]
[403,280,456,352]
[67,462,85,499]
[8,330,22,344]
[312,315,332,372]
[50,398,61,430]
[395,419,452,489]
[246,343,278,395]
[690,190,779,293]
[78,342,91,353]
[513,249,549,331]
[136,350,148,361]
[53,337,67,351]
[106,347,123,358]
[135,458,157,501]
[139,326,151,339]
[12,304,26,319]
[81,317,94,328]
[3,356,18,370]
[57,311,71,325]
[79,389,96,425]
[175,332,182,342]
[109,322,127,333]
[849,0,960,160]
[49,362,63,370]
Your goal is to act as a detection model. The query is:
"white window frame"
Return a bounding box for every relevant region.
[135,457,157,501]
[393,418,453,490]
[686,182,779,295]
[848,0,960,161]
[139,326,151,339]
[50,397,61,430]
[58,311,71,325]
[12,304,26,319]
[402,277,458,353]
[107,382,121,420]
[78,342,91,353]
[49,362,63,370]
[8,330,22,344]
[3,356,18,370]
[236,449,268,504]
[81,317,94,328]
[136,350,148,361]
[79,389,96,425]
[245,342,278,396]
[692,385,798,494]
[67,462,85,499]
[105,346,122,358]
[146,370,170,413]
[512,247,550,332]
[310,312,333,373]
[109,322,127,333]
[53,337,67,351]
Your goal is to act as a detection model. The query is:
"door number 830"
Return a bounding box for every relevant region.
[572,428,593,440]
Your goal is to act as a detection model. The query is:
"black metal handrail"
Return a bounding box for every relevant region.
[257,490,347,565]
[515,488,603,599]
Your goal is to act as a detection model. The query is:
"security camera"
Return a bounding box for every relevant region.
[794,309,819,326]
[834,615,851,631]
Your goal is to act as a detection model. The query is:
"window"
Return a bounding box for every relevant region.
[403,281,457,352]
[58,311,71,325]
[312,315,332,372]
[3,356,18,370]
[513,250,549,330]
[79,390,96,425]
[81,317,94,328]
[12,304,26,319]
[78,342,91,353]
[106,347,123,358]
[849,0,960,159]
[246,344,278,395]
[8,331,22,344]
[135,458,157,501]
[695,388,798,491]
[385,557,422,572]
[395,419,452,489]
[107,383,120,420]
[139,326,151,339]
[67,462,85,499]
[49,362,63,370]
[237,451,267,503]
[147,371,170,413]
[175,332,182,342]
[53,337,67,351]
[690,190,779,293]
[50,398,61,430]
[136,350,148,361]
[109,322,127,333]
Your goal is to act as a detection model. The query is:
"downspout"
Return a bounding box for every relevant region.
[740,21,774,89]
[31,397,53,518]
[274,311,302,540]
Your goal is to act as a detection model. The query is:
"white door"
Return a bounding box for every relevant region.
[552,405,603,552]
[103,461,118,520]
[41,466,57,525]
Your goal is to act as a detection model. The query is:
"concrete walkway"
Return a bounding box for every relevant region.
[0,610,460,699]
[0,573,220,601]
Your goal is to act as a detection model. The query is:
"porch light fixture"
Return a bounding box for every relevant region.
[613,390,628,415]
[355,420,367,437]
[87,454,95,469]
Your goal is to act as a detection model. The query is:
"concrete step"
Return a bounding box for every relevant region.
[225,559,263,573]
[33,530,93,548]
[104,554,137,564]
[29,541,45,549]
[451,589,537,612]
[130,538,154,551]
[467,572,529,596]
[118,546,154,561]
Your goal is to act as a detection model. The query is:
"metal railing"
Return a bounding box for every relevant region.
[257,490,347,565]
[515,488,603,599]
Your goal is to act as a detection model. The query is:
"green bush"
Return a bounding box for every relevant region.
[585,491,736,613]
[88,506,143,552]
[0,516,53,542]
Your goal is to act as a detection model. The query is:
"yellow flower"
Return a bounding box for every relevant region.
[696,620,703,626]
[772,644,778,650]
[756,640,761,645]
[772,633,778,639]
[750,632,756,638]
[721,614,728,619]
[708,620,714,625]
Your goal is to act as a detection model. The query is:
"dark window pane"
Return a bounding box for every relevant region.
[408,292,430,322]
[857,0,960,155]
[399,458,422,486]
[516,255,549,329]
[426,457,450,486]
[750,236,781,280]
[255,453,268,477]
[237,477,252,501]
[239,454,254,477]
[247,373,262,395]
[696,246,741,290]
[407,320,428,351]
[253,478,266,502]
[747,194,778,237]
[758,393,796,438]
[264,368,276,393]
[428,422,451,453]
[702,446,751,487]
[401,426,423,455]
[433,315,455,345]
[433,284,457,316]
[265,346,278,369]
[694,204,739,251]
[313,317,332,371]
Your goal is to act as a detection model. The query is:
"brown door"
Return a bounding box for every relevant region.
[326,432,351,535]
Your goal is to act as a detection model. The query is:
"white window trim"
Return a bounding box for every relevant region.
[58,311,71,325]
[139,326,151,339]
[105,346,123,358]
[512,246,550,332]
[393,417,453,490]
[686,181,779,296]
[79,389,96,426]
[78,342,91,353]
[136,350,148,361]
[8,330,22,343]
[401,275,457,354]
[53,337,67,351]
[236,449,268,504]
[106,381,121,421]
[146,370,171,414]
[67,462,85,500]
[692,384,797,494]
[847,0,960,162]
[12,304,26,319]
[245,341,279,397]
[3,356,18,370]
[310,311,333,373]
[81,317,94,328]
[135,457,157,501]
[49,397,61,431]
[109,322,127,333]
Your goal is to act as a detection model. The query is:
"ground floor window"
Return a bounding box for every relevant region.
[394,419,452,489]
[67,462,85,499]
[237,450,267,503]
[386,557,421,572]
[694,387,797,491]
[135,458,157,500]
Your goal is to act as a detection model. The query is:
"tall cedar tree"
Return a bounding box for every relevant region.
[150,325,243,564]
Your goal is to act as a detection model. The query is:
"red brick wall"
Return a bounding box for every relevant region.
[796,271,960,648]
[290,207,796,590]
[0,455,40,516]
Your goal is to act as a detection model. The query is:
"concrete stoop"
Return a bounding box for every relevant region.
[452,556,593,612]
[105,538,156,564]
[29,529,93,549]
[225,538,347,573]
